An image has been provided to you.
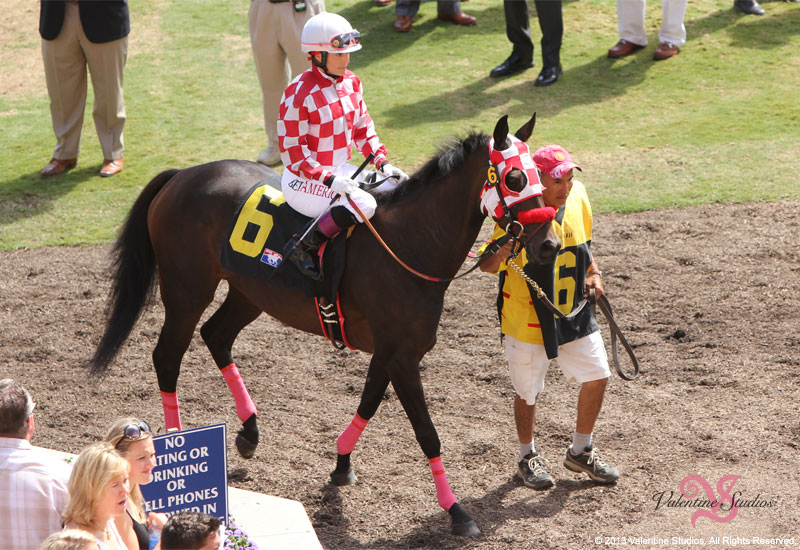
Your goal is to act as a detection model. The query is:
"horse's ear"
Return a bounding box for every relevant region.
[514,112,536,143]
[492,115,510,150]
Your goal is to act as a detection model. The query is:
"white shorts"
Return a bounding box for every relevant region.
[505,331,611,406]
[281,163,377,222]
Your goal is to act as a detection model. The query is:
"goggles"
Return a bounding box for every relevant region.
[115,420,151,448]
[330,31,361,49]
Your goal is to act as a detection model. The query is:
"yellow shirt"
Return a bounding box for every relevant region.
[487,180,595,345]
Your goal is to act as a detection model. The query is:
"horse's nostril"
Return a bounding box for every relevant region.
[540,239,560,262]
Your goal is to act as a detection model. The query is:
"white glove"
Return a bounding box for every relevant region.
[379,162,409,184]
[330,176,359,197]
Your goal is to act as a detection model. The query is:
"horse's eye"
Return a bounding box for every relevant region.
[504,169,528,193]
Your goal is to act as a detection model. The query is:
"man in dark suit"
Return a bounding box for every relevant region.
[490,0,563,87]
[39,0,130,177]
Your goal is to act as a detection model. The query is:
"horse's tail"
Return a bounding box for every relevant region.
[89,168,181,376]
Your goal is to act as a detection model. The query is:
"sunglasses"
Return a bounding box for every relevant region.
[115,421,151,448]
[330,31,360,49]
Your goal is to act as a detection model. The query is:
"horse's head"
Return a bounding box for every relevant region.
[479,114,561,265]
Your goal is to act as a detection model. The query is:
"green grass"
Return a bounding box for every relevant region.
[1,0,799,249]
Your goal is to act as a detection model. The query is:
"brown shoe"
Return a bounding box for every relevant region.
[99,157,124,177]
[41,158,77,176]
[653,42,679,60]
[608,39,644,59]
[394,15,412,32]
[437,12,476,26]
[374,0,392,5]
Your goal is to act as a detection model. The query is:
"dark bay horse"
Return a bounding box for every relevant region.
[89,114,560,536]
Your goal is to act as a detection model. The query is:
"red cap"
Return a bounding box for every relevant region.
[533,145,582,179]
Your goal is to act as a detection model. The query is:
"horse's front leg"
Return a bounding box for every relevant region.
[330,354,390,485]
[386,350,481,538]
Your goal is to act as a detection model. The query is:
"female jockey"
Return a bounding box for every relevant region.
[278,12,409,279]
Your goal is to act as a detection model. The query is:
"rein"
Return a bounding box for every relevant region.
[346,198,512,282]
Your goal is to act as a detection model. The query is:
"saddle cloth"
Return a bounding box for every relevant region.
[220,179,347,303]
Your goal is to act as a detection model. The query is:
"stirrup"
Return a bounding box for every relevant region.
[284,234,324,280]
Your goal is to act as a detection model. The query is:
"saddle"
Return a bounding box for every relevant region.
[220,178,354,349]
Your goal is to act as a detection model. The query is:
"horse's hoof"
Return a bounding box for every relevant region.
[235,433,257,459]
[330,468,357,486]
[451,519,481,538]
[448,502,481,537]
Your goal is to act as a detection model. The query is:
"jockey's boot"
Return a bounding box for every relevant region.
[285,208,351,281]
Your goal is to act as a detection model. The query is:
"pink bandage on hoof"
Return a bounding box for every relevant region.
[336,413,368,455]
[221,363,258,423]
[429,456,458,511]
[160,391,182,431]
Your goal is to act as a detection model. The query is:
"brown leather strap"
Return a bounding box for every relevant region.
[589,290,640,381]
[345,198,511,283]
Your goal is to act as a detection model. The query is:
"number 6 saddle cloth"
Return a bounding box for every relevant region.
[220,179,351,348]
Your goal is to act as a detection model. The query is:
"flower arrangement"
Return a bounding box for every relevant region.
[224,516,258,550]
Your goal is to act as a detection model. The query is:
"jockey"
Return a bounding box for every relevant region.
[278,12,409,280]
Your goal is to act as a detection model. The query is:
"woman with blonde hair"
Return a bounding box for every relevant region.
[40,529,98,550]
[62,442,129,550]
[104,418,167,550]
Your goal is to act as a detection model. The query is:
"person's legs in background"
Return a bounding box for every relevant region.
[86,35,127,176]
[436,0,476,26]
[489,0,533,78]
[653,0,687,60]
[608,0,647,58]
[533,0,563,86]
[394,0,420,32]
[41,2,86,175]
[251,0,289,167]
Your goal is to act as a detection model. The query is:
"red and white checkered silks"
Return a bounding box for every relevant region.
[479,135,545,221]
[278,66,388,184]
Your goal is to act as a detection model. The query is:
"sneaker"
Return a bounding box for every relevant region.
[257,146,281,167]
[517,452,554,490]
[563,445,619,484]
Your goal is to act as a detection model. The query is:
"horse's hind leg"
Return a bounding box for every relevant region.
[330,355,391,485]
[153,294,215,432]
[200,285,262,458]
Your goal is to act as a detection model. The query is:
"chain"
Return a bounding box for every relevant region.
[507,255,547,299]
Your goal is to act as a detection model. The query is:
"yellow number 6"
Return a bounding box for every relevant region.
[228,185,285,257]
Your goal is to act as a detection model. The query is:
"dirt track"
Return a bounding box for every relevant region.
[1,200,799,549]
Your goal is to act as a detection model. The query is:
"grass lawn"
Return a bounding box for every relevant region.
[1,0,799,249]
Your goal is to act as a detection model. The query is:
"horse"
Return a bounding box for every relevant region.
[89,113,560,537]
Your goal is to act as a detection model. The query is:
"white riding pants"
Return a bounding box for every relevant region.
[281,164,377,222]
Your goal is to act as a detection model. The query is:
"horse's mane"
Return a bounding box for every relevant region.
[376,132,490,206]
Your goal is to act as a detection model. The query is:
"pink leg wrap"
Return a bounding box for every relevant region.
[429,457,458,511]
[221,363,258,423]
[160,391,182,431]
[336,413,368,455]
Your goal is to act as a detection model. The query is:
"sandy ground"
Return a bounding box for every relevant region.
[2,200,799,549]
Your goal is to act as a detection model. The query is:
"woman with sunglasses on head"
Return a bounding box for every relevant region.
[62,442,129,550]
[278,12,411,280]
[104,419,167,550]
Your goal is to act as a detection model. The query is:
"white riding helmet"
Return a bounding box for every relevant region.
[301,13,362,54]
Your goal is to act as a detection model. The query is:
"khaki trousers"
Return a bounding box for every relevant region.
[249,0,325,151]
[41,2,127,161]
